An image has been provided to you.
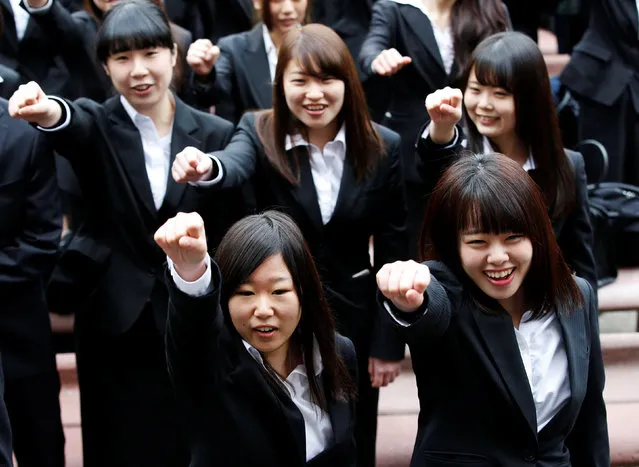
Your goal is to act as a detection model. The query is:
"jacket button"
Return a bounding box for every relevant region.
[384,111,392,119]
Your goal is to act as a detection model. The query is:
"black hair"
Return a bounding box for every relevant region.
[214,210,356,407]
[96,0,174,64]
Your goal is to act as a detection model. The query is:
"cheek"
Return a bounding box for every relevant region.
[228,301,251,334]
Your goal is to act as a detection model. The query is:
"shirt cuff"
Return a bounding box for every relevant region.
[190,155,224,187]
[383,300,428,327]
[21,0,53,13]
[168,255,212,297]
[421,125,459,148]
[37,96,71,132]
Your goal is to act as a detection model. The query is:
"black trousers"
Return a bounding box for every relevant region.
[74,307,189,467]
[577,89,639,186]
[4,370,65,467]
[353,349,380,467]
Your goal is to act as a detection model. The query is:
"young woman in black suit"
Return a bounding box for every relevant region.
[418,32,597,290]
[154,210,357,466]
[358,0,510,258]
[185,0,310,122]
[173,24,408,467]
[8,1,238,465]
[378,153,609,467]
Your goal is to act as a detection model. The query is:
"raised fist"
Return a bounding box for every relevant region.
[371,48,412,76]
[172,146,214,183]
[154,212,208,281]
[8,81,62,128]
[376,260,431,313]
[187,39,221,77]
[425,87,463,127]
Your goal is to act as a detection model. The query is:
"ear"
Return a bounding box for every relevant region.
[171,43,178,68]
[102,62,110,76]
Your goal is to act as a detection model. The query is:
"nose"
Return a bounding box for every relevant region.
[130,56,149,78]
[487,242,508,265]
[305,80,324,100]
[281,0,294,14]
[477,91,493,109]
[253,294,275,319]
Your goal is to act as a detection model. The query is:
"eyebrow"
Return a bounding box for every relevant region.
[241,277,292,285]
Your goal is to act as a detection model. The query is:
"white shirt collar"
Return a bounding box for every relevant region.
[242,336,324,377]
[481,136,536,171]
[284,123,347,155]
[262,24,278,81]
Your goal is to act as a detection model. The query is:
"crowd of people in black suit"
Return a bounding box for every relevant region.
[1,0,635,465]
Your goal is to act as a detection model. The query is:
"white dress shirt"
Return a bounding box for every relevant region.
[120,96,173,210]
[168,257,334,461]
[262,24,278,81]
[285,124,347,225]
[384,302,571,432]
[10,0,31,40]
[389,0,455,74]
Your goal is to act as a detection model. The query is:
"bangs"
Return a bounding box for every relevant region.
[96,1,173,63]
[291,34,347,81]
[471,47,514,93]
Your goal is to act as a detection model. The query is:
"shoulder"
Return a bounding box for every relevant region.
[183,103,234,132]
[71,10,98,30]
[335,334,357,373]
[564,148,584,170]
[373,122,401,145]
[373,0,397,14]
[218,29,252,49]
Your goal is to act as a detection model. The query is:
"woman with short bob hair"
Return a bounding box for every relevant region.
[378,153,609,467]
[173,23,408,467]
[418,31,597,289]
[156,210,357,466]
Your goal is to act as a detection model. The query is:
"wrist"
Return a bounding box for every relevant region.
[429,122,456,145]
[38,100,63,128]
[174,260,207,282]
[27,0,48,7]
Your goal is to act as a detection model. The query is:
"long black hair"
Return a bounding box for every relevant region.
[462,31,576,220]
[214,210,356,407]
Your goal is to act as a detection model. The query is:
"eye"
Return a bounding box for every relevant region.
[493,90,509,97]
[291,78,305,84]
[146,50,157,57]
[467,86,480,93]
[272,289,291,296]
[235,290,254,297]
[114,55,128,62]
[506,234,524,241]
[321,75,335,83]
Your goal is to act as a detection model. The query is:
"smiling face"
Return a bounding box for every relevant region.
[464,68,517,148]
[103,46,176,113]
[283,60,345,145]
[228,254,302,368]
[459,231,532,316]
[268,0,307,36]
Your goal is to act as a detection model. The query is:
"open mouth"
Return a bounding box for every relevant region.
[477,115,498,125]
[132,84,152,94]
[254,326,278,337]
[484,268,515,285]
[304,104,327,115]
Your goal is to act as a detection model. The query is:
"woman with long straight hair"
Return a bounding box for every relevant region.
[418,31,596,289]
[8,1,238,465]
[155,210,357,466]
[185,0,310,122]
[358,0,510,258]
[378,153,609,466]
[172,23,408,467]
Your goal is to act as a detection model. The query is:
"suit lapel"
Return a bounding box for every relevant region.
[472,310,538,435]
[1,1,19,53]
[326,395,351,445]
[163,97,197,212]
[556,306,589,416]
[288,147,324,232]
[327,159,361,228]
[399,5,446,74]
[106,99,158,218]
[245,24,274,109]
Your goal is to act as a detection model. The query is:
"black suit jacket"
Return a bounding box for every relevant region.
[0,360,11,467]
[188,23,272,123]
[560,0,639,112]
[415,130,598,290]
[0,0,72,96]
[0,64,20,99]
[166,261,357,467]
[42,95,236,335]
[0,99,61,379]
[205,112,408,359]
[384,261,609,467]
[165,0,253,41]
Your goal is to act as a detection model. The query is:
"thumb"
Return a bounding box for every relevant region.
[185,222,202,238]
[196,156,211,175]
[18,101,51,118]
[401,56,412,65]
[404,289,424,307]
[439,103,459,115]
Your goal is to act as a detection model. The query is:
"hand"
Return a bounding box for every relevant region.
[368,357,402,388]
[371,48,412,76]
[186,39,220,76]
[154,212,208,282]
[172,146,214,183]
[376,260,430,313]
[8,81,62,128]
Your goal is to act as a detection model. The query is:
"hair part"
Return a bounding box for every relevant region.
[214,210,356,406]
[462,31,576,220]
[96,0,175,64]
[256,23,385,184]
[420,153,584,318]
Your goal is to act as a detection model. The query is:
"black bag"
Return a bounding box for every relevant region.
[588,182,639,287]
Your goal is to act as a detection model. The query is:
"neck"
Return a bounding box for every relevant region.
[422,0,456,15]
[135,92,175,137]
[307,121,339,151]
[490,135,529,167]
[264,342,298,379]
[269,29,284,52]
[500,294,527,329]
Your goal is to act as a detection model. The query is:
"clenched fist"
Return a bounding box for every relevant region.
[376,260,431,313]
[371,48,412,76]
[8,81,63,128]
[154,212,208,282]
[187,39,220,77]
[172,147,215,183]
[424,87,463,144]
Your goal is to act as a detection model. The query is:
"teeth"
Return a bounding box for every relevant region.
[485,269,513,279]
[306,105,325,111]
[256,327,275,332]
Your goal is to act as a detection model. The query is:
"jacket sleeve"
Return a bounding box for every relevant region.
[557,151,597,290]
[0,363,12,467]
[565,278,610,467]
[358,0,395,79]
[415,121,463,195]
[369,131,409,361]
[0,133,61,284]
